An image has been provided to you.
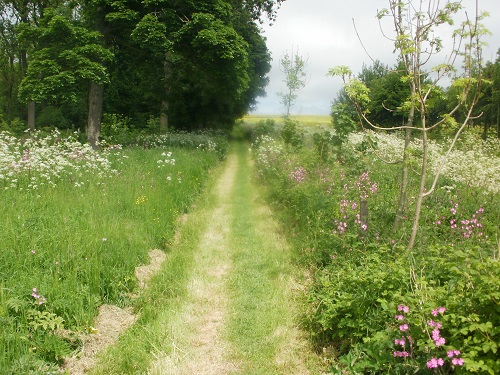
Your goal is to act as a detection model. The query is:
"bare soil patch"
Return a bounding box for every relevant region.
[62,304,136,374]
[62,245,170,373]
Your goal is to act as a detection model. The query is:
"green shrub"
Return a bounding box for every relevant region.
[251,128,500,374]
[281,118,304,148]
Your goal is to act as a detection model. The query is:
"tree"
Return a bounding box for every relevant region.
[473,49,500,139]
[102,0,275,131]
[1,0,66,128]
[329,0,487,250]
[278,48,308,117]
[17,9,113,147]
[2,0,284,137]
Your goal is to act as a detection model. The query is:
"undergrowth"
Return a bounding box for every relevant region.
[249,121,499,374]
[0,130,227,373]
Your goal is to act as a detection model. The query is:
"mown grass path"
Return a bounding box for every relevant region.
[91,142,322,374]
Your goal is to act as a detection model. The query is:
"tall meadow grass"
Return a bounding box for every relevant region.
[0,130,226,373]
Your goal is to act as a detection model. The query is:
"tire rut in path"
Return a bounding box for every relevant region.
[148,152,239,375]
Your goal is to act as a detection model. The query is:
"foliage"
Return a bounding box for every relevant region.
[0,0,282,137]
[329,0,491,250]
[280,118,304,148]
[251,122,499,374]
[0,130,225,371]
[278,48,308,117]
[17,11,113,104]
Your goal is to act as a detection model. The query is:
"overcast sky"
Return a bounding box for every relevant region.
[251,0,500,115]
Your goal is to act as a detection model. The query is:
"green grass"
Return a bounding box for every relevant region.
[88,160,223,374]
[226,142,319,373]
[243,114,331,127]
[0,144,222,373]
[87,142,323,374]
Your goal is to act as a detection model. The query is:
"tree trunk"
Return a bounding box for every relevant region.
[393,110,414,231]
[87,81,104,150]
[408,128,428,250]
[496,103,500,139]
[160,100,169,132]
[160,57,172,133]
[393,132,410,231]
[27,101,36,130]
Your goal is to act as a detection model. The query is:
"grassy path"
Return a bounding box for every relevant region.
[90,142,322,374]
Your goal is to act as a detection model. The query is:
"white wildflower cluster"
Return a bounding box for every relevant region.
[347,131,405,163]
[157,151,175,167]
[197,140,217,152]
[346,131,500,194]
[252,135,284,174]
[0,130,120,191]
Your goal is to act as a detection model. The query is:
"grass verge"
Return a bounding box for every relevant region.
[88,155,225,374]
[226,142,321,374]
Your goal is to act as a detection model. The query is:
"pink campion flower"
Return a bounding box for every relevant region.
[394,338,406,346]
[438,307,446,314]
[427,358,444,368]
[395,314,404,321]
[427,358,438,368]
[428,320,442,328]
[431,329,441,340]
[399,324,409,331]
[452,358,464,366]
[398,305,410,313]
[435,337,446,346]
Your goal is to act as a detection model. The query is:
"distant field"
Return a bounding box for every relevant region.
[242,114,331,127]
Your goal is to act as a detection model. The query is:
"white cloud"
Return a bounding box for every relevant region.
[252,0,500,115]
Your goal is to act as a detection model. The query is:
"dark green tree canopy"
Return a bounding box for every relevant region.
[1,0,282,133]
[18,11,113,104]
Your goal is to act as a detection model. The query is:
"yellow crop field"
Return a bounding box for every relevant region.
[242,114,331,127]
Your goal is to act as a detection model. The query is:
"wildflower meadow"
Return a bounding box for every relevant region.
[0,130,227,374]
[248,121,499,374]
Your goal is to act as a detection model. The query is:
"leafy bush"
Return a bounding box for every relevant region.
[251,123,499,374]
[281,118,304,148]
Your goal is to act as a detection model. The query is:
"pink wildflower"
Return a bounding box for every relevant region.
[434,337,446,346]
[452,357,464,366]
[398,305,410,313]
[394,338,406,346]
[426,358,444,368]
[431,329,441,340]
